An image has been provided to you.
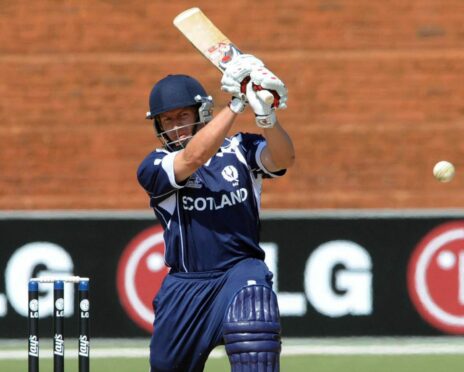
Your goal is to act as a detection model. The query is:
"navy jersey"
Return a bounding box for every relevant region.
[137,132,285,272]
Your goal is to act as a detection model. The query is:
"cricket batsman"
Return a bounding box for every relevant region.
[137,54,295,371]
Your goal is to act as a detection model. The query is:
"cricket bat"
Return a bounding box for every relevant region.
[173,7,275,105]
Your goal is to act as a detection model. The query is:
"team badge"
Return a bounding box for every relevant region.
[222,165,239,186]
[186,174,203,189]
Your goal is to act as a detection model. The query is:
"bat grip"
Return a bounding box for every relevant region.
[256,90,275,105]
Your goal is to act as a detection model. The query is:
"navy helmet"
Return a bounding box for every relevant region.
[146,75,214,152]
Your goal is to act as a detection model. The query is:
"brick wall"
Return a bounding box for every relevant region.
[1,0,464,209]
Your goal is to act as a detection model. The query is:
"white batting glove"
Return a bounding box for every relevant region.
[228,96,247,114]
[221,54,265,98]
[249,67,288,109]
[246,81,276,128]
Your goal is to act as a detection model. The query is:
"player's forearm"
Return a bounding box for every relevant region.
[183,106,236,166]
[261,120,295,171]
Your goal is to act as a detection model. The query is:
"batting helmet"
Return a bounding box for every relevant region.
[145,74,214,151]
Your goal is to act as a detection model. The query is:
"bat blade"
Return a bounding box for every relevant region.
[173,7,231,72]
[173,7,274,105]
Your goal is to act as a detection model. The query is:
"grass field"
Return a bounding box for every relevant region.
[3,337,464,371]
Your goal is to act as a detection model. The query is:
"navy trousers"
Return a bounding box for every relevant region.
[149,258,275,372]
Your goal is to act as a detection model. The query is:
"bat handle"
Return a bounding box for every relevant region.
[256,90,275,105]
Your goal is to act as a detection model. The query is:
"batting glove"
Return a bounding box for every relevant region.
[250,67,288,110]
[221,54,288,111]
[246,81,276,128]
[221,54,265,98]
[228,96,247,114]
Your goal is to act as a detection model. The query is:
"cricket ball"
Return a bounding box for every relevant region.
[433,160,455,183]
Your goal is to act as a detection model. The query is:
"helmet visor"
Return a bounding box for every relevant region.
[156,120,205,152]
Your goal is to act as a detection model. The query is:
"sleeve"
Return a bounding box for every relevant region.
[238,133,286,178]
[137,150,188,201]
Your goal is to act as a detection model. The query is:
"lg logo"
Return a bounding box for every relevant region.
[2,242,76,318]
[408,221,464,334]
[117,225,169,332]
[264,240,373,318]
[117,226,374,332]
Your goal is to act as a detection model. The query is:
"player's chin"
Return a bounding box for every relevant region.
[176,136,192,149]
[196,123,207,132]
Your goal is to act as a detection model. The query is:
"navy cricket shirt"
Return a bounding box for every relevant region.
[137,132,285,272]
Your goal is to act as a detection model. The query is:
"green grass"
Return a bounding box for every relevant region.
[208,355,464,372]
[3,354,464,372]
[4,337,464,372]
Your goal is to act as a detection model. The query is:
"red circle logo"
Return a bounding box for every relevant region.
[408,221,464,334]
[117,225,169,333]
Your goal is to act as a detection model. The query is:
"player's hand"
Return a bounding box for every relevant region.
[228,96,247,114]
[221,54,288,110]
[221,54,265,98]
[249,67,288,109]
[246,81,276,128]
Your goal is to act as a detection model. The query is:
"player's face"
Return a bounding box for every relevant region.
[158,107,198,143]
[158,107,200,149]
